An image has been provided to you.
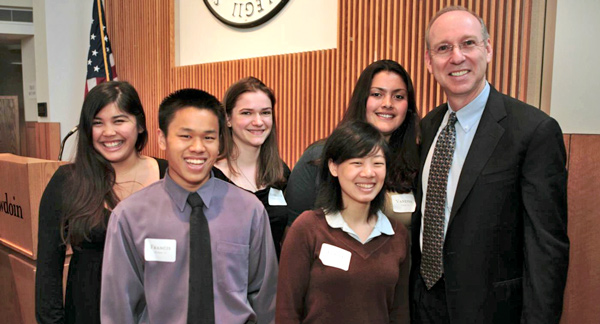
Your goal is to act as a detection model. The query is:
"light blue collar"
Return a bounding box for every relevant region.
[325,210,394,244]
[448,82,490,134]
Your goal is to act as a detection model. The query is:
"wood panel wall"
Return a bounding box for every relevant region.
[24,122,61,160]
[105,0,532,166]
[0,96,20,155]
[560,134,600,324]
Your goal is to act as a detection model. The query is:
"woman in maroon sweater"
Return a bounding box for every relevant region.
[277,121,410,323]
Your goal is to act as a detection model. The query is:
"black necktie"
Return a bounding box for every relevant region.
[421,112,457,290]
[187,192,215,324]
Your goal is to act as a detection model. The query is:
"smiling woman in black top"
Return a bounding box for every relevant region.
[35,81,167,324]
[214,77,289,258]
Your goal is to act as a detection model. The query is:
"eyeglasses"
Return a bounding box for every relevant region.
[429,40,487,57]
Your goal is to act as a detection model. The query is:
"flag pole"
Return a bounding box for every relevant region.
[96,0,111,81]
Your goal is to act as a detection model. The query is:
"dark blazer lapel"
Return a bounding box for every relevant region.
[420,105,448,169]
[417,105,447,204]
[413,105,447,245]
[448,87,507,227]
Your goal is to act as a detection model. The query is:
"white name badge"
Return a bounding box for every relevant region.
[319,243,351,271]
[391,193,416,213]
[268,188,287,206]
[144,238,176,262]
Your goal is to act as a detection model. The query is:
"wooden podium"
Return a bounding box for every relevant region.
[0,154,67,324]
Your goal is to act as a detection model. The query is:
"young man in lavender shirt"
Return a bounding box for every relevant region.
[101,89,278,324]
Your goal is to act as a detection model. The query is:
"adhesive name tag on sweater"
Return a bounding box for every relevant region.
[268,188,287,206]
[391,193,416,213]
[319,243,351,271]
[144,238,176,262]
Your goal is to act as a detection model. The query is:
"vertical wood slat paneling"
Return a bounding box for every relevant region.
[106,0,533,167]
[519,0,531,100]
[560,134,600,324]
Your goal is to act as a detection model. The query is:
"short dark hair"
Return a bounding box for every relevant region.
[158,88,230,157]
[221,77,285,188]
[340,59,419,193]
[315,121,390,218]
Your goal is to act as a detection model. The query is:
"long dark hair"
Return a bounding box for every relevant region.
[222,77,286,188]
[316,121,390,218]
[340,59,419,193]
[62,81,147,246]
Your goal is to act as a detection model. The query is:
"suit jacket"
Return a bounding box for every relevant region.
[410,86,569,323]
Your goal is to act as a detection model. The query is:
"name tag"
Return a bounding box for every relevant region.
[391,193,416,213]
[319,243,351,271]
[144,238,176,262]
[268,188,287,206]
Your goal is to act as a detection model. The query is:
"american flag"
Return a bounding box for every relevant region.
[85,0,117,94]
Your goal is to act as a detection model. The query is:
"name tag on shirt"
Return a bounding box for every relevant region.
[268,188,287,206]
[144,238,176,262]
[391,193,416,213]
[319,243,351,271]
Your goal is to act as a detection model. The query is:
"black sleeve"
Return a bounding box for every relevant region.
[35,166,70,324]
[153,157,169,178]
[284,143,324,226]
[283,162,291,179]
[520,117,569,323]
[211,166,230,183]
[280,162,292,191]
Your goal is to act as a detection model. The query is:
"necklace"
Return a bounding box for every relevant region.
[235,163,258,192]
[126,165,140,196]
[116,158,141,199]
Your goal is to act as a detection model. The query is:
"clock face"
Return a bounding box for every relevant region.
[204,0,289,28]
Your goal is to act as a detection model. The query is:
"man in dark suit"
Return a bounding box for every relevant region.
[410,6,569,324]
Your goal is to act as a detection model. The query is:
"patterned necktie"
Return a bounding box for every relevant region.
[421,112,457,290]
[187,192,215,324]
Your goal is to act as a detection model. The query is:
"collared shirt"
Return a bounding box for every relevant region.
[325,210,395,244]
[101,172,278,324]
[420,82,490,250]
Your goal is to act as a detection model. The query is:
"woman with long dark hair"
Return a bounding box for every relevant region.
[35,81,167,324]
[285,59,419,230]
[277,121,410,323]
[214,76,290,258]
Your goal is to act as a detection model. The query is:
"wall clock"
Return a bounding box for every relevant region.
[204,0,289,28]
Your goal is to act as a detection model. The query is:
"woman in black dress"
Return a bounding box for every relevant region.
[35,81,167,324]
[214,77,289,258]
